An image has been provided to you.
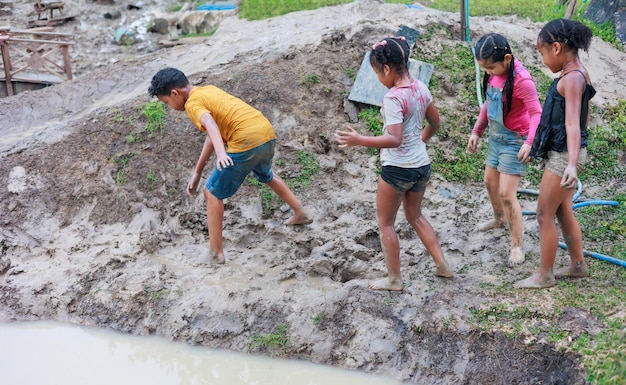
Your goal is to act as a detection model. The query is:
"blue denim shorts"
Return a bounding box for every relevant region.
[380,164,431,193]
[205,140,275,199]
[485,132,527,176]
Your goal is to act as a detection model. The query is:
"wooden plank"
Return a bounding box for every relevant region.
[0,71,63,83]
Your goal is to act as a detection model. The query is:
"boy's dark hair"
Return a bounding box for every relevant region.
[539,18,593,52]
[475,33,515,115]
[369,37,410,75]
[148,67,190,97]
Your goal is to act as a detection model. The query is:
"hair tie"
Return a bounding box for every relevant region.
[372,40,387,49]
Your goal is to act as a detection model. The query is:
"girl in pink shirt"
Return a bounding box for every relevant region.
[467,33,542,266]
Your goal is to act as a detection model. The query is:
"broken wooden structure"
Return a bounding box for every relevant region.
[28,1,75,27]
[0,28,75,97]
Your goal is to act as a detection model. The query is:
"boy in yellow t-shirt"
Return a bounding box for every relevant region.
[149,68,312,264]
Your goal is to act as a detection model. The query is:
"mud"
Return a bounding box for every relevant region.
[3,0,625,383]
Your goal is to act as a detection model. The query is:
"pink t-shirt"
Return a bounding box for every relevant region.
[472,60,542,146]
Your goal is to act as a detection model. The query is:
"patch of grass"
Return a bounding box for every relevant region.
[141,101,167,137]
[291,150,319,189]
[576,194,626,261]
[127,132,142,144]
[471,264,626,384]
[312,312,325,327]
[416,0,566,22]
[338,64,356,81]
[298,72,321,86]
[181,29,216,38]
[358,107,383,157]
[249,323,288,357]
[145,169,160,190]
[239,0,353,20]
[571,324,626,385]
[585,101,626,182]
[250,178,274,212]
[112,152,137,186]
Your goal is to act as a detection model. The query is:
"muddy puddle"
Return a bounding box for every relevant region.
[0,321,405,385]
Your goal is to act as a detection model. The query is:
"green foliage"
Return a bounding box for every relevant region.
[299,72,321,85]
[292,150,319,189]
[585,101,626,181]
[249,323,288,357]
[141,101,167,137]
[577,194,626,261]
[419,0,566,22]
[239,0,352,20]
[145,169,160,189]
[571,323,626,385]
[181,29,216,38]
[358,107,383,136]
[338,65,357,81]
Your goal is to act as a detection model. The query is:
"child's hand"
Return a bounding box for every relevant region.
[517,143,532,163]
[187,172,201,197]
[560,165,578,189]
[215,153,234,171]
[335,127,360,149]
[467,134,480,153]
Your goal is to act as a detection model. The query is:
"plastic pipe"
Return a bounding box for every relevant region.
[559,242,626,268]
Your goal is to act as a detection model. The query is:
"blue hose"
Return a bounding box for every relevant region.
[559,242,626,268]
[517,182,623,268]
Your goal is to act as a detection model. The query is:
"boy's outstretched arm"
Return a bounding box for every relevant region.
[200,112,233,171]
[421,102,440,142]
[187,133,214,197]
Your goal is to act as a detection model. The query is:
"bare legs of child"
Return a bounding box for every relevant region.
[479,166,525,265]
[369,180,452,291]
[514,171,588,289]
[265,174,313,225]
[202,174,312,264]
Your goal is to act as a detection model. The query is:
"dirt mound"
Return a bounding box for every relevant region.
[3,1,625,383]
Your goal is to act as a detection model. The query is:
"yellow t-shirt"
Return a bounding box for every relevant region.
[185,86,276,153]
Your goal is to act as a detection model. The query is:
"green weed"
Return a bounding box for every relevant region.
[141,101,167,137]
[249,323,289,357]
[292,150,319,189]
[299,72,321,86]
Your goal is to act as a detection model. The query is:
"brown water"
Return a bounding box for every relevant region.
[0,321,405,385]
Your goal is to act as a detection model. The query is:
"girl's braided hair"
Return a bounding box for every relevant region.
[369,36,410,75]
[475,33,515,115]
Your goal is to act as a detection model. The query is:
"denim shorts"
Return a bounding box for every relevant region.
[485,133,527,176]
[380,164,431,193]
[205,140,275,199]
[544,149,587,178]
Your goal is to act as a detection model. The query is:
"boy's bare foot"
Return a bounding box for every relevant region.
[284,213,313,225]
[554,261,589,279]
[508,247,525,266]
[478,218,504,232]
[513,273,556,289]
[434,260,453,278]
[369,277,403,291]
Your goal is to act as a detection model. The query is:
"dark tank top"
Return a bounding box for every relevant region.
[530,70,596,160]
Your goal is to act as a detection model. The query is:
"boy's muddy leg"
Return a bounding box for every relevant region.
[203,187,226,263]
[266,174,313,225]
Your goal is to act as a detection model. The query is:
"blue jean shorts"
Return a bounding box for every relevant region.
[205,140,275,199]
[380,164,431,193]
[485,132,527,176]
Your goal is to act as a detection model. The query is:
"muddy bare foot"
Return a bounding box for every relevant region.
[508,247,525,266]
[434,260,453,278]
[513,273,556,289]
[369,277,403,291]
[205,248,225,265]
[554,261,589,279]
[478,218,505,232]
[284,213,313,225]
